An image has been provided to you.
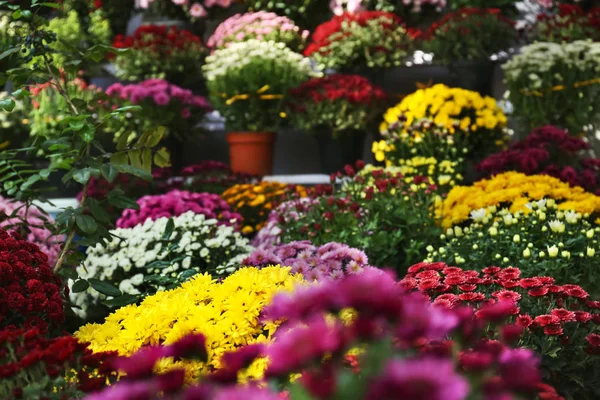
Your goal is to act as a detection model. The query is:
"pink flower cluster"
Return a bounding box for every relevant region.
[138,0,233,18]
[243,241,373,281]
[116,190,241,229]
[106,79,210,118]
[207,11,309,49]
[0,196,61,266]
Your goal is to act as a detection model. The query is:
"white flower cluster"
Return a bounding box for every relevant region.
[503,41,600,88]
[202,39,313,81]
[69,211,253,318]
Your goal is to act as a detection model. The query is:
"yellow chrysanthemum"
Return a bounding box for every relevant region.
[438,172,600,228]
[75,267,305,382]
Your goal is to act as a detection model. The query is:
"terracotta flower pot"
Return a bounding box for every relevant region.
[226,132,276,176]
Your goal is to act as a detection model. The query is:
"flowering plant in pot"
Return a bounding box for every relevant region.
[329,0,446,26]
[85,268,562,400]
[111,25,206,86]
[477,125,600,194]
[221,181,308,235]
[75,267,305,381]
[207,11,309,51]
[202,39,313,175]
[305,11,414,71]
[428,199,600,294]
[436,172,600,228]
[377,84,510,173]
[286,74,388,173]
[69,211,252,321]
[531,4,600,42]
[502,40,600,135]
[404,262,600,399]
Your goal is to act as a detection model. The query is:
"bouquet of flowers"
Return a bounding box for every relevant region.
[75,267,305,381]
[437,172,600,228]
[116,190,241,228]
[531,4,600,42]
[0,326,117,399]
[207,11,309,51]
[422,8,517,64]
[502,40,600,135]
[243,240,373,280]
[0,228,65,332]
[138,0,237,22]
[477,125,600,194]
[70,211,253,319]
[330,0,446,24]
[221,181,308,234]
[379,84,509,162]
[304,11,414,70]
[203,39,313,132]
[181,161,259,194]
[404,262,600,399]
[0,196,62,266]
[89,268,563,400]
[111,25,206,84]
[105,79,211,144]
[286,74,387,138]
[428,199,600,293]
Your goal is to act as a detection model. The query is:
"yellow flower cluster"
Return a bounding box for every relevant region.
[222,181,308,234]
[380,84,508,134]
[75,267,305,382]
[438,172,600,228]
[372,140,396,165]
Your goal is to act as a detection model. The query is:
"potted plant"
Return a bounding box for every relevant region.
[104,79,212,172]
[202,39,313,175]
[502,40,600,137]
[329,0,446,27]
[207,11,309,52]
[421,7,517,95]
[111,25,206,87]
[530,4,600,42]
[243,0,332,30]
[286,74,388,173]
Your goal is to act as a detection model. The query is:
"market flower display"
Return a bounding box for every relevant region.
[404,262,600,399]
[477,125,600,194]
[502,40,600,135]
[75,267,305,381]
[0,228,65,331]
[70,211,252,319]
[422,7,517,64]
[438,172,600,228]
[221,181,308,235]
[531,4,600,42]
[203,39,313,132]
[139,0,236,21]
[112,25,206,84]
[428,199,600,292]
[180,161,259,194]
[0,196,61,266]
[207,11,309,51]
[116,190,241,229]
[0,325,117,399]
[305,11,414,70]
[243,241,373,280]
[286,74,387,138]
[330,0,446,18]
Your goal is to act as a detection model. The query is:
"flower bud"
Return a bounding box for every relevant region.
[523,248,531,258]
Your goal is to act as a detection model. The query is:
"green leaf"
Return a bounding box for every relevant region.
[10,89,30,99]
[117,164,152,181]
[58,267,78,280]
[20,174,40,191]
[102,294,139,308]
[141,148,152,173]
[73,168,92,185]
[71,279,90,293]
[75,214,98,234]
[145,127,166,147]
[0,98,15,112]
[88,201,111,224]
[88,278,122,297]
[40,2,61,8]
[145,260,174,269]
[115,130,130,151]
[128,149,142,169]
[153,147,171,168]
[162,218,175,240]
[110,152,128,166]
[101,164,118,183]
[111,105,142,114]
[178,269,198,282]
[107,191,139,209]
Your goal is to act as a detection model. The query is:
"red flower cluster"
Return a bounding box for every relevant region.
[0,325,117,397]
[304,11,410,57]
[421,7,514,40]
[477,125,600,194]
[0,229,64,331]
[403,262,600,398]
[113,25,203,53]
[533,4,600,42]
[289,74,386,106]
